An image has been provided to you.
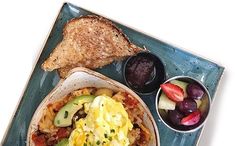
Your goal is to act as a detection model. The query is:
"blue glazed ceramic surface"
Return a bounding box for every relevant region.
[2,3,224,146]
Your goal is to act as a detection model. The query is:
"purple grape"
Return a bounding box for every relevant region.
[187,83,205,100]
[177,98,197,114]
[168,110,184,125]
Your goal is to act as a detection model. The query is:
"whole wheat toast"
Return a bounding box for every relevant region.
[41,15,144,77]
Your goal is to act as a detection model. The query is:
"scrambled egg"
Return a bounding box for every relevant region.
[69,95,133,146]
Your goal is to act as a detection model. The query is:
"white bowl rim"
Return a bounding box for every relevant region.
[27,67,161,146]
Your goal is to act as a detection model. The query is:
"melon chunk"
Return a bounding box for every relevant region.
[195,99,202,108]
[158,93,176,110]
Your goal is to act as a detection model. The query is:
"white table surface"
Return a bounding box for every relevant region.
[0,0,234,145]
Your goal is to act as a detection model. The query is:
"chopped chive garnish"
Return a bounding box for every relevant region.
[104,133,108,138]
[108,136,112,141]
[110,129,115,133]
[96,140,100,145]
[83,143,87,146]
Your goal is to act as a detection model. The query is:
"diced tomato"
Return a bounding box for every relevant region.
[123,92,129,97]
[124,94,139,108]
[57,128,70,140]
[32,133,47,146]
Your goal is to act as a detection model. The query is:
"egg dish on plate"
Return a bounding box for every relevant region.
[31,87,151,146]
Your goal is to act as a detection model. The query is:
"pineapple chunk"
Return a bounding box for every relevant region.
[170,80,189,98]
[158,93,176,110]
[199,95,209,113]
[195,99,202,108]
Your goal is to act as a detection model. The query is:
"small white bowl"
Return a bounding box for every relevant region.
[155,76,211,133]
[27,67,160,146]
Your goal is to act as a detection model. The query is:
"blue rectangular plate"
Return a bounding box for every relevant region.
[2,3,224,146]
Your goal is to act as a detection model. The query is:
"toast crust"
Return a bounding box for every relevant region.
[42,15,144,76]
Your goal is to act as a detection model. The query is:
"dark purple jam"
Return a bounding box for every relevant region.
[124,52,165,94]
[126,56,155,88]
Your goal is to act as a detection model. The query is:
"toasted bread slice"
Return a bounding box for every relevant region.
[41,15,143,72]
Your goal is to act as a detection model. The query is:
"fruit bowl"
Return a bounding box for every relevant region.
[155,76,211,133]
